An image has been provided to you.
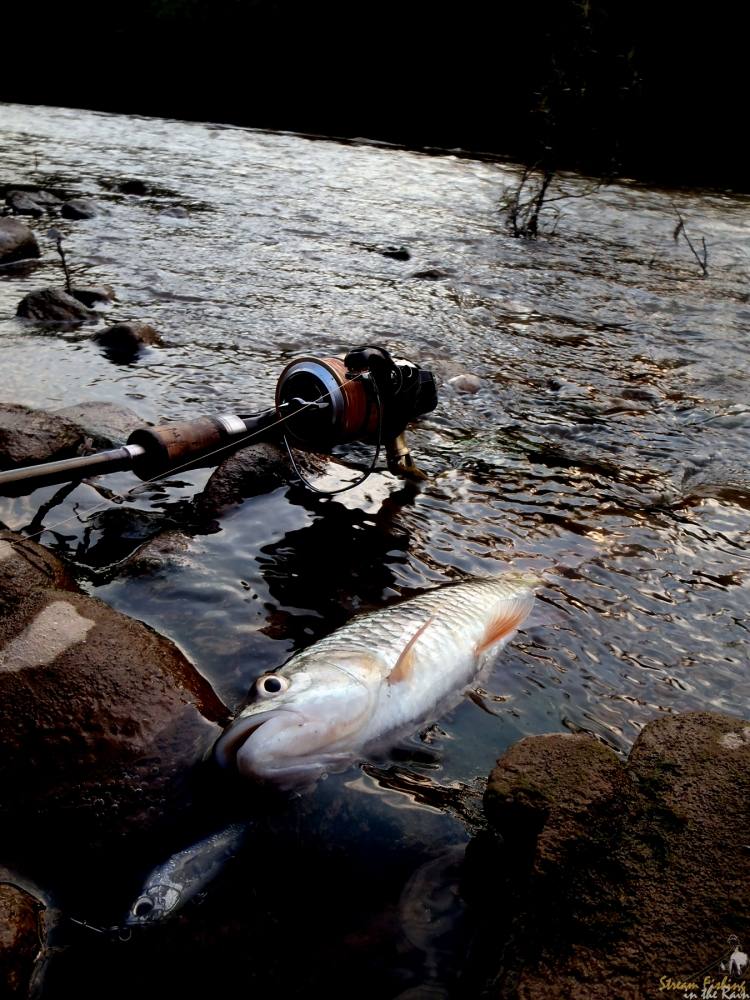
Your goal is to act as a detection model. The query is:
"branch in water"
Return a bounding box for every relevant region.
[670,204,708,277]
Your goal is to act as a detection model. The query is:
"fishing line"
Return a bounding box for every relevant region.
[282,378,383,496]
[12,373,370,545]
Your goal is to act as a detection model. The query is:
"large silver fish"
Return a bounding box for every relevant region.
[215,573,537,785]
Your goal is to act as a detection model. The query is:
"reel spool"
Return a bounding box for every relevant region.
[274,347,437,488]
[274,356,378,448]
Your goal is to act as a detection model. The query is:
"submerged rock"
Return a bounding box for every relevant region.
[117,178,149,195]
[0,531,228,864]
[0,882,43,999]
[94,321,164,360]
[61,198,98,220]
[0,403,85,467]
[411,268,448,280]
[0,219,41,265]
[466,714,750,999]
[69,284,116,307]
[447,374,483,394]
[160,205,190,218]
[16,287,96,324]
[380,245,411,261]
[680,460,750,506]
[122,529,194,575]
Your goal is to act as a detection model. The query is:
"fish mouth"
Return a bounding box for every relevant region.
[214,709,298,769]
[126,894,160,926]
[125,893,163,927]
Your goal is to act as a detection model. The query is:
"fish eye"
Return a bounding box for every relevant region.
[256,674,289,699]
[134,896,154,917]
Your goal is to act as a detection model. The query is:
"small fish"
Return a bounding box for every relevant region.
[215,572,536,784]
[126,824,246,926]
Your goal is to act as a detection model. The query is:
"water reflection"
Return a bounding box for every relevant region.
[257,477,422,645]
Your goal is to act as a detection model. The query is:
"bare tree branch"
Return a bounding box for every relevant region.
[670,203,708,277]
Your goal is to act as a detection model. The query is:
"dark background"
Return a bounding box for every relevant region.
[1,0,743,189]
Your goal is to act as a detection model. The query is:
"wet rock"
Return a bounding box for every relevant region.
[411,268,448,280]
[99,177,177,198]
[0,218,41,265]
[5,190,44,216]
[161,205,190,218]
[52,401,143,449]
[0,882,43,998]
[122,529,193,575]
[467,713,750,999]
[356,241,411,262]
[118,178,149,195]
[380,245,410,261]
[197,443,326,517]
[2,187,63,212]
[30,190,63,208]
[94,322,164,360]
[620,385,661,403]
[16,287,96,324]
[680,461,750,506]
[0,530,228,864]
[447,374,483,394]
[68,284,116,307]
[0,403,86,467]
[483,733,628,859]
[61,198,98,220]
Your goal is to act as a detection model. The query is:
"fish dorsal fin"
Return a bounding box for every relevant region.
[388,616,435,685]
[475,595,534,656]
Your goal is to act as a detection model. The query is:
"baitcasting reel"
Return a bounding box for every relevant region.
[0,345,437,496]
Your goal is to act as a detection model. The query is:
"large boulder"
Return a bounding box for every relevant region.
[0,531,228,870]
[0,219,40,265]
[0,400,146,475]
[466,714,750,998]
[52,400,143,449]
[0,403,86,467]
[16,287,96,324]
[0,882,44,998]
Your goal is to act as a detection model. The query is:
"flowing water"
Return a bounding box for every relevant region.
[1,103,748,997]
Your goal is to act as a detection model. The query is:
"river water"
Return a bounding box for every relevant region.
[1,103,748,997]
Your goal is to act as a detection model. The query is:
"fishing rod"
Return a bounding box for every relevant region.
[0,345,437,496]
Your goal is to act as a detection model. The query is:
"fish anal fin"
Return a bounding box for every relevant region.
[475,596,534,656]
[388,616,435,685]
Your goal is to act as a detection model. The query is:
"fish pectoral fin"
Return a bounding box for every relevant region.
[475,595,534,655]
[388,616,435,685]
